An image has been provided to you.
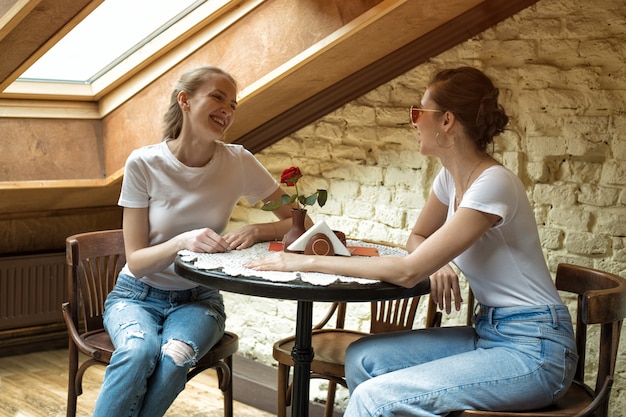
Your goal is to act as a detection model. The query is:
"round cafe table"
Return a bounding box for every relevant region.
[174,243,430,417]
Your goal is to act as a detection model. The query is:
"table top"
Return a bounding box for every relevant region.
[174,242,430,302]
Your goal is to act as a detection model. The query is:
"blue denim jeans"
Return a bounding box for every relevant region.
[92,274,226,417]
[344,304,577,417]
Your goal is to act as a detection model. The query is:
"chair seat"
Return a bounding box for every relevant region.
[197,331,239,365]
[273,329,368,377]
[452,381,593,416]
[81,329,238,369]
[82,329,114,362]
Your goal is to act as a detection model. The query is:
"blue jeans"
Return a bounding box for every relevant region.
[344,304,577,417]
[93,274,226,417]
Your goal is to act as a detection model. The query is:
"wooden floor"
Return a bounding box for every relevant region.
[0,349,275,417]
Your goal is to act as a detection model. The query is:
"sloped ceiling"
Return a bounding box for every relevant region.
[0,0,539,215]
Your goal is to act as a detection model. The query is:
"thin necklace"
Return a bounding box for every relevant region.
[456,160,483,203]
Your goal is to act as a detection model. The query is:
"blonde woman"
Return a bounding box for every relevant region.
[94,66,296,417]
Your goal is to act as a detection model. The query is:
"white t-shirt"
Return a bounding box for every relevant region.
[432,165,563,307]
[118,140,279,290]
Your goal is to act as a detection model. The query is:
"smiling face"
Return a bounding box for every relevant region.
[181,73,238,140]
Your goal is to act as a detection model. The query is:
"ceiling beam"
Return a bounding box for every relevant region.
[235,0,540,154]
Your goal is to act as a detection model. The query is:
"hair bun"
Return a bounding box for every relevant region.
[476,88,508,146]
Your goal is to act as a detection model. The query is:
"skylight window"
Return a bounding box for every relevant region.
[18,0,203,84]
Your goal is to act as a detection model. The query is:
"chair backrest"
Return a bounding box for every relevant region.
[66,229,126,333]
[555,263,626,417]
[370,297,421,333]
[314,296,423,334]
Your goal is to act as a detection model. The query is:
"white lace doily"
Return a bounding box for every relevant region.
[178,241,407,286]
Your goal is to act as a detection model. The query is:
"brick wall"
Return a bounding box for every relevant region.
[225,0,626,411]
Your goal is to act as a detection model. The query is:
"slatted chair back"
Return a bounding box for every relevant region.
[67,229,125,333]
[554,263,626,417]
[370,296,420,333]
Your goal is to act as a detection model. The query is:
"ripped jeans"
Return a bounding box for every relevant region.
[93,273,226,417]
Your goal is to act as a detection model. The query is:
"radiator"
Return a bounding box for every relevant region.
[0,252,67,331]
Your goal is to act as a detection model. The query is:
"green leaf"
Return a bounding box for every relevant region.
[259,185,328,211]
[261,200,283,211]
[282,194,297,205]
[317,189,327,207]
[303,194,318,206]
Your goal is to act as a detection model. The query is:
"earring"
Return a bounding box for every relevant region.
[436,132,454,149]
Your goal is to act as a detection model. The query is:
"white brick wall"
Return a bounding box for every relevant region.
[225,0,626,411]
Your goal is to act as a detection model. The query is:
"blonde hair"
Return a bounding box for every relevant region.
[162,66,237,140]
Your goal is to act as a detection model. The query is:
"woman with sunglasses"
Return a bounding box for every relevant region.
[247,66,577,415]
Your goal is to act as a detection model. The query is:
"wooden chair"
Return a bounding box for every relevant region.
[273,296,424,417]
[61,229,239,417]
[448,263,626,417]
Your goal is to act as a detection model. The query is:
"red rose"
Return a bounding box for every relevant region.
[280,167,303,186]
[261,166,327,212]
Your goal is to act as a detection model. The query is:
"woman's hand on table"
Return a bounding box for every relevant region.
[223,225,260,251]
[429,264,463,314]
[245,252,301,271]
[181,228,230,253]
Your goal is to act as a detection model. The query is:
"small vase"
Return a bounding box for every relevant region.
[283,209,307,253]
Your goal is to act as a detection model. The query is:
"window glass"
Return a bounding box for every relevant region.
[18,0,202,83]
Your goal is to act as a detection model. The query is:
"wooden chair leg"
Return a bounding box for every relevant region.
[222,355,233,417]
[277,363,291,417]
[324,380,337,417]
[66,342,78,417]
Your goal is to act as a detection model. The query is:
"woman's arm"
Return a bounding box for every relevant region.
[123,207,231,278]
[406,192,463,312]
[123,185,313,277]
[406,191,448,252]
[223,187,315,249]
[246,196,499,289]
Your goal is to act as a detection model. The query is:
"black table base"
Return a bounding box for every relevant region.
[291,300,314,416]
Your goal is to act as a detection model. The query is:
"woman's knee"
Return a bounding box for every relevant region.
[345,339,375,392]
[162,339,196,366]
